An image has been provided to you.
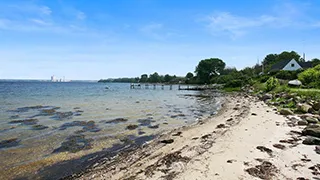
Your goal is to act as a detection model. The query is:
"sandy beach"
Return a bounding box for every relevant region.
[72,93,319,180]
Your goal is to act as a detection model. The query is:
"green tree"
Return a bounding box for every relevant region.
[311,58,320,67]
[148,72,161,83]
[164,74,173,83]
[195,58,226,84]
[140,74,148,83]
[278,51,300,62]
[186,72,194,79]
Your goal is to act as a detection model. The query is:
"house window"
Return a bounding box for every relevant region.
[291,63,295,67]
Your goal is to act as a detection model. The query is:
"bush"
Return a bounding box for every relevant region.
[298,65,320,88]
[225,79,243,88]
[258,75,271,83]
[265,77,279,92]
[275,70,302,80]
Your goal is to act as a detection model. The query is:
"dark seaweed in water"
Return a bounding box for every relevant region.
[53,112,74,120]
[27,135,156,180]
[0,138,20,149]
[53,134,93,153]
[59,121,101,132]
[9,118,39,125]
[105,118,128,124]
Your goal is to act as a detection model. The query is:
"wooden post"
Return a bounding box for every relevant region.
[153,84,156,89]
[161,85,164,90]
[178,85,181,90]
[170,85,172,90]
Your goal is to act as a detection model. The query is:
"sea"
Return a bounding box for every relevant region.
[0,81,223,179]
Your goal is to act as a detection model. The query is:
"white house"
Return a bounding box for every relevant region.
[270,59,312,72]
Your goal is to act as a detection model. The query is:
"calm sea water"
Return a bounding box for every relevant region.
[0,81,222,179]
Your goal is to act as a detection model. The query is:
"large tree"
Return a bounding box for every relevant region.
[262,51,301,72]
[195,58,226,84]
[148,72,161,83]
[140,74,148,83]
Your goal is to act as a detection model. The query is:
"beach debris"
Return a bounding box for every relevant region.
[273,144,286,150]
[32,124,49,130]
[302,137,320,145]
[245,161,278,179]
[126,124,139,130]
[216,124,226,128]
[0,138,20,149]
[292,163,304,170]
[53,134,93,153]
[227,159,237,163]
[256,146,273,156]
[226,118,233,122]
[172,132,182,136]
[144,151,190,178]
[160,139,174,144]
[9,118,39,125]
[105,118,128,124]
[308,164,320,176]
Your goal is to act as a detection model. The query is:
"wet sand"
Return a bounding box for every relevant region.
[74,93,319,180]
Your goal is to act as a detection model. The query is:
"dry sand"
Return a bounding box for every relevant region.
[76,94,319,180]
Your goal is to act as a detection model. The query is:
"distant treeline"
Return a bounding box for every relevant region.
[98,72,196,84]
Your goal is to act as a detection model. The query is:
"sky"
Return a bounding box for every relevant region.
[1,0,320,80]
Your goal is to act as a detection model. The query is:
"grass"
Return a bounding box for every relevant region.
[289,88,320,99]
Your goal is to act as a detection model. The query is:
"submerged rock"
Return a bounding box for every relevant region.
[170,114,186,118]
[32,124,49,130]
[126,124,138,130]
[59,121,101,132]
[9,115,19,119]
[53,134,93,153]
[40,109,56,116]
[137,118,154,126]
[53,112,73,120]
[0,138,20,149]
[9,118,39,125]
[105,118,128,124]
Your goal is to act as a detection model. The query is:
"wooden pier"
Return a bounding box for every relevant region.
[130,84,219,91]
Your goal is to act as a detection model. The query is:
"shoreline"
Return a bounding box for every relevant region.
[74,93,319,180]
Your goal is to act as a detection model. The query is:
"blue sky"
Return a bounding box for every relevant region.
[1,0,320,80]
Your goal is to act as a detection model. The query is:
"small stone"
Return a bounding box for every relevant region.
[148,124,159,129]
[251,113,257,116]
[216,124,226,129]
[32,124,49,130]
[160,139,174,144]
[273,144,286,150]
[297,120,308,126]
[172,132,182,136]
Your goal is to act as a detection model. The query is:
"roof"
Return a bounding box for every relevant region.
[299,61,313,68]
[270,59,292,71]
[270,59,312,71]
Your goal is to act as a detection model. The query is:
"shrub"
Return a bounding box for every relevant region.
[265,77,279,92]
[275,70,302,80]
[225,79,243,88]
[298,65,320,88]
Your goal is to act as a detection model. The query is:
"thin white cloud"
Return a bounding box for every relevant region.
[76,11,86,20]
[30,19,51,26]
[207,12,277,37]
[205,1,320,38]
[39,6,52,15]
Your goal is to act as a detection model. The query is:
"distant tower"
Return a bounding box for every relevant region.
[51,75,55,82]
[303,53,306,61]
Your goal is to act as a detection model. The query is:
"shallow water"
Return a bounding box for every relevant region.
[0,81,222,179]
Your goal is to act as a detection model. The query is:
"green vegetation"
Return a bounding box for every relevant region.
[98,50,320,96]
[265,77,280,92]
